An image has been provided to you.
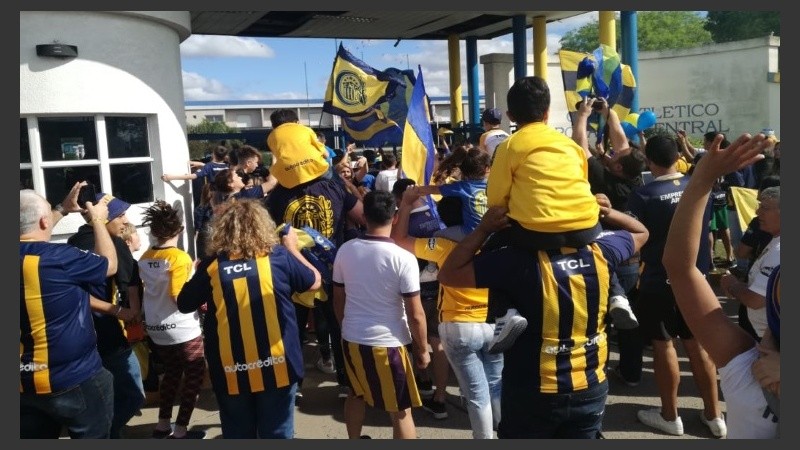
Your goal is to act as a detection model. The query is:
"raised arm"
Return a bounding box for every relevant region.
[390,187,422,252]
[662,132,769,367]
[572,97,595,159]
[438,205,510,288]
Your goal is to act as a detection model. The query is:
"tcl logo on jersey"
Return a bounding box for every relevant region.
[223,262,253,275]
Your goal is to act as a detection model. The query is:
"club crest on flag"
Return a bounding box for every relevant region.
[334,70,367,107]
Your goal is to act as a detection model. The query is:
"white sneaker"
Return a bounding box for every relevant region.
[609,295,639,330]
[699,412,727,438]
[637,408,684,436]
[488,308,527,354]
[316,357,336,374]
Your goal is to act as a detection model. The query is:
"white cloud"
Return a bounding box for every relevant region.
[182,71,231,100]
[241,91,306,100]
[180,35,275,58]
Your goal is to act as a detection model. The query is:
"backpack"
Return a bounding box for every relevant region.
[277,224,337,307]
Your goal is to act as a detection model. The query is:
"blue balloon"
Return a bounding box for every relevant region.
[637,110,657,130]
[621,122,639,138]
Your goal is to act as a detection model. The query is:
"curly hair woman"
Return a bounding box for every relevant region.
[176,199,321,438]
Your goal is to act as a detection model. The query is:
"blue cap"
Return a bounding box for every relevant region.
[95,193,130,221]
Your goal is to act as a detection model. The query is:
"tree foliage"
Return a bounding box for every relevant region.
[559,11,714,53]
[186,119,241,160]
[704,11,779,43]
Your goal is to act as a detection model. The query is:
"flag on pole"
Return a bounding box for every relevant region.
[559,45,636,140]
[400,66,443,226]
[323,43,405,117]
[400,66,435,187]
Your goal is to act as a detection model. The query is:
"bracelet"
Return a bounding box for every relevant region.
[54,203,67,215]
[114,304,122,317]
[91,217,107,224]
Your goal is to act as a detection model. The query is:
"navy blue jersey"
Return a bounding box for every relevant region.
[20,242,108,394]
[627,174,712,288]
[177,246,315,394]
[265,178,358,247]
[196,161,229,185]
[474,230,635,394]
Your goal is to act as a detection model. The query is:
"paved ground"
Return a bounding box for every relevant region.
[125,291,737,439]
[124,264,737,440]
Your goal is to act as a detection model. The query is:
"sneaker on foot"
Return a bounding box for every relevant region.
[610,365,640,387]
[488,309,527,354]
[422,397,448,419]
[637,408,683,436]
[609,295,639,330]
[337,385,350,399]
[316,357,336,374]
[416,379,434,397]
[699,412,727,438]
[167,430,207,439]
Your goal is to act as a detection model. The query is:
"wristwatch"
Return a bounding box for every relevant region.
[54,203,67,215]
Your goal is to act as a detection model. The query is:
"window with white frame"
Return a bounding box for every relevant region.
[20,116,155,207]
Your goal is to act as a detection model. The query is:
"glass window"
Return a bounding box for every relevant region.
[110,162,153,204]
[43,166,101,206]
[106,116,150,158]
[39,117,97,161]
[21,115,155,207]
[21,119,30,163]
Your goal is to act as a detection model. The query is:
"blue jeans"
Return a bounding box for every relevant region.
[439,321,503,439]
[499,380,608,439]
[101,347,145,439]
[214,383,297,438]
[20,367,114,438]
[728,209,748,268]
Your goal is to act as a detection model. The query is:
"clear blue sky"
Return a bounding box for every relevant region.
[179,12,600,102]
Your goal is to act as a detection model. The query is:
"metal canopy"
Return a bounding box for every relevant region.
[189,11,590,40]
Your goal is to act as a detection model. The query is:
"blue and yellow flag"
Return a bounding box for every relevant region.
[559,45,636,139]
[340,107,402,147]
[400,66,435,188]
[323,43,405,117]
[400,66,442,224]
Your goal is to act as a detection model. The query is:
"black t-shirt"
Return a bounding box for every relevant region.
[67,224,138,356]
[587,156,640,212]
[265,177,358,247]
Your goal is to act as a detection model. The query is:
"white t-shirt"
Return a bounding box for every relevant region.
[374,168,399,192]
[332,236,420,347]
[481,129,509,160]
[717,346,779,438]
[747,236,780,338]
[138,247,202,346]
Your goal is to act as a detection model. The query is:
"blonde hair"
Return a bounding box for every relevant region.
[118,222,138,243]
[206,199,279,259]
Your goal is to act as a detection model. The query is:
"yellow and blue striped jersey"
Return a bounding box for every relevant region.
[20,241,108,394]
[177,246,315,394]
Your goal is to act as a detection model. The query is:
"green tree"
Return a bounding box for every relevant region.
[559,11,713,53]
[704,11,779,43]
[186,119,241,160]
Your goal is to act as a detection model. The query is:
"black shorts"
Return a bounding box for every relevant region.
[635,282,693,341]
[420,280,440,338]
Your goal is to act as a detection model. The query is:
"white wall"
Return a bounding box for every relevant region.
[20,11,194,255]
[482,35,780,141]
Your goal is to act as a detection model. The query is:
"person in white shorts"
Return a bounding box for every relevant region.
[663,131,778,439]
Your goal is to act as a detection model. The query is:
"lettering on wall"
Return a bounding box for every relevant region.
[642,103,730,135]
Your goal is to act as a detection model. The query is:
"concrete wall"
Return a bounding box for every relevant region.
[20,11,194,254]
[482,35,780,141]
